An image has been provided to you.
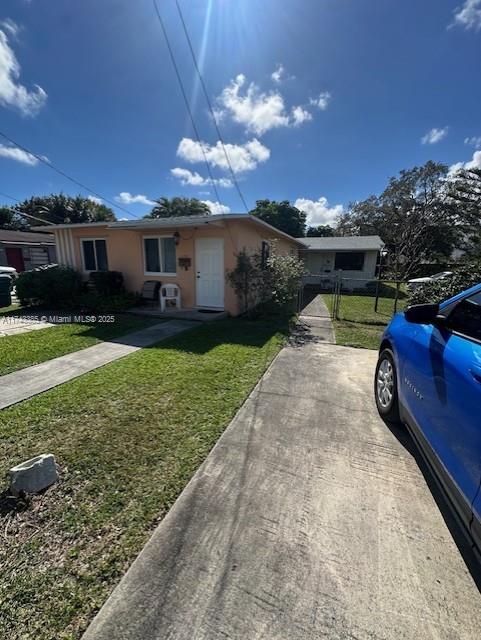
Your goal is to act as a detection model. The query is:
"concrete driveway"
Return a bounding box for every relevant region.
[84,339,481,640]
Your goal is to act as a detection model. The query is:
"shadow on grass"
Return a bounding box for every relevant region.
[383,418,481,592]
[109,316,292,358]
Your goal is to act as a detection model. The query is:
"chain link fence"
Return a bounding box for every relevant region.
[301,274,410,321]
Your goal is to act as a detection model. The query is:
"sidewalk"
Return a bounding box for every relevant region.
[0,320,196,410]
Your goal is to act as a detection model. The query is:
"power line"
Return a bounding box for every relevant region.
[0,131,140,219]
[174,0,250,213]
[152,0,223,206]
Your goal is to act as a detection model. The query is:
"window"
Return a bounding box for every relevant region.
[446,291,481,342]
[334,251,365,271]
[82,239,108,271]
[143,237,177,274]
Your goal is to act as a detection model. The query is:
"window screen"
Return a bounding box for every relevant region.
[144,239,160,273]
[95,240,108,271]
[334,252,365,271]
[82,241,96,271]
[144,237,176,273]
[447,291,481,342]
[162,237,176,273]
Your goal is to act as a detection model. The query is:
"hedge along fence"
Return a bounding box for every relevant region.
[409,262,481,305]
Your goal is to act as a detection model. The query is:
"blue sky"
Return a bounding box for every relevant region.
[1,0,481,226]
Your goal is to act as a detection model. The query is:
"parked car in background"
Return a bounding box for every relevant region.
[407,271,453,291]
[0,266,18,288]
[375,283,481,553]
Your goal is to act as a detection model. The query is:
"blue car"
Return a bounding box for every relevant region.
[375,283,481,553]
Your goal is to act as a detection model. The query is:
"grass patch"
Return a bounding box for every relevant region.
[0,314,157,376]
[0,317,289,639]
[323,293,407,349]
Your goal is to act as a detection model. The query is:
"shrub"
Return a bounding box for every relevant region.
[16,266,81,307]
[409,262,481,305]
[226,244,305,317]
[89,271,124,296]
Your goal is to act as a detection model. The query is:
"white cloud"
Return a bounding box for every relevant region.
[0,19,21,39]
[201,200,231,215]
[421,127,449,145]
[452,0,481,31]
[294,197,344,227]
[170,167,232,188]
[465,136,481,148]
[0,142,38,165]
[0,28,47,116]
[177,137,270,173]
[449,150,481,175]
[87,195,103,205]
[310,91,331,111]
[291,105,312,126]
[271,64,285,84]
[216,73,312,136]
[115,192,155,206]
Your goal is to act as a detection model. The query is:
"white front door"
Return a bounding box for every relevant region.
[195,238,225,309]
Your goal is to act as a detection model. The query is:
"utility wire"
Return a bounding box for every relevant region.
[0,131,139,219]
[152,0,223,206]
[174,0,250,213]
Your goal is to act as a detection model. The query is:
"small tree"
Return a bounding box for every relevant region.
[226,250,266,316]
[267,250,305,310]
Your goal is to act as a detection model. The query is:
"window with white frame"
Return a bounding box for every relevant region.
[143,236,177,274]
[81,239,108,271]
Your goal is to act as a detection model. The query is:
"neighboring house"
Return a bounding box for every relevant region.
[35,214,303,316]
[0,229,57,272]
[297,235,384,286]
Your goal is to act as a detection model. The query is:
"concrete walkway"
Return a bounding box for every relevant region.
[298,292,335,343]
[83,341,481,640]
[0,320,196,410]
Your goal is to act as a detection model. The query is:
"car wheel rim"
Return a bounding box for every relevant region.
[377,358,394,409]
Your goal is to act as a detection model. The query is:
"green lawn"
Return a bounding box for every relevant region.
[0,317,289,640]
[0,314,156,376]
[323,292,407,349]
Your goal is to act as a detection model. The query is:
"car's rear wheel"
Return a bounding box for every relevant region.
[375,349,401,424]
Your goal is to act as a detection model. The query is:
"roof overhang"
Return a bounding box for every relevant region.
[33,214,306,247]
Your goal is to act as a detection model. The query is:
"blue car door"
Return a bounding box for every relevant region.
[402,290,481,519]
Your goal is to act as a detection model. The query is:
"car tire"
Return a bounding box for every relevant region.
[375,348,401,424]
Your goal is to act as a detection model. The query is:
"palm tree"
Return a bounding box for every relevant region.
[145,197,211,218]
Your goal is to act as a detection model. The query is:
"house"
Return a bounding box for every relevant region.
[297,235,384,287]
[36,214,304,316]
[0,229,57,272]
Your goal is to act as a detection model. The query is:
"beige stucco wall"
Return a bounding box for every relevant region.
[57,219,299,316]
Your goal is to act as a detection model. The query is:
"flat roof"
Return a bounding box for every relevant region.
[296,235,384,251]
[33,214,306,247]
[0,229,55,245]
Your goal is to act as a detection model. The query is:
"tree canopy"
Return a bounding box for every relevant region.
[306,225,335,237]
[250,199,306,237]
[145,197,211,218]
[2,194,116,229]
[0,206,30,231]
[336,161,478,278]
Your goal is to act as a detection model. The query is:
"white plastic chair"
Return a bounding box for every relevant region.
[160,284,181,311]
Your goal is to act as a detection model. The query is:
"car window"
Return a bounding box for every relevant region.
[447,291,481,342]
